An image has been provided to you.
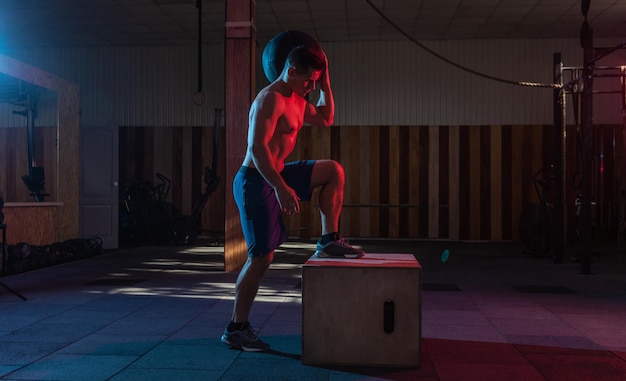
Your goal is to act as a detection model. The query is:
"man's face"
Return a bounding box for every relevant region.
[291,67,322,98]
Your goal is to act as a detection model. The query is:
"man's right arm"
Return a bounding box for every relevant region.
[248,92,300,213]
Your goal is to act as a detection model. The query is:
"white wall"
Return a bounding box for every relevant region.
[324,38,625,126]
[3,45,225,127]
[3,37,624,128]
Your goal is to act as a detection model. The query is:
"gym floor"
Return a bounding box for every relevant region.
[1,238,625,380]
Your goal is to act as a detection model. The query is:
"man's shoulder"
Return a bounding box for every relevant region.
[254,85,288,107]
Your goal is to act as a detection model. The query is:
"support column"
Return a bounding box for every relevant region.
[580,21,594,274]
[616,66,626,242]
[224,0,256,272]
[552,53,566,264]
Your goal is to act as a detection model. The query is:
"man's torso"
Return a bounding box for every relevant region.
[243,83,307,172]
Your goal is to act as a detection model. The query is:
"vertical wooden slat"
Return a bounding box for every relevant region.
[369,126,380,237]
[192,126,206,227]
[389,125,400,237]
[448,126,460,240]
[179,126,193,215]
[398,126,410,238]
[311,126,331,238]
[428,125,439,238]
[330,125,342,236]
[511,125,524,241]
[42,126,57,203]
[501,126,513,239]
[468,125,481,240]
[459,126,470,239]
[283,124,308,237]
[531,124,544,204]
[297,126,312,240]
[331,124,341,161]
[490,125,503,240]
[480,125,491,239]
[143,127,155,182]
[153,127,172,199]
[359,125,371,237]
[615,123,624,233]
[378,126,390,237]
[0,128,6,198]
[172,127,183,209]
[297,126,310,236]
[215,121,227,235]
[5,128,18,200]
[439,126,449,238]
[15,128,28,201]
[418,126,429,237]
[520,126,533,207]
[408,126,420,237]
[341,126,360,237]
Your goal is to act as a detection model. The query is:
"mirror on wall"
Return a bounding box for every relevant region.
[0,72,58,202]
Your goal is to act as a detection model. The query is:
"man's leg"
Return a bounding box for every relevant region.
[310,160,364,258]
[310,159,344,234]
[222,251,273,352]
[231,252,274,323]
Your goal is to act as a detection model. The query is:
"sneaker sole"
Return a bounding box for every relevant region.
[221,336,269,352]
[315,250,364,259]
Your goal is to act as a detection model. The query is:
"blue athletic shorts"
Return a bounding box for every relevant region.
[233,160,316,257]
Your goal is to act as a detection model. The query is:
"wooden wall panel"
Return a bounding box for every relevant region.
[113,123,625,243]
[3,205,57,245]
[119,125,225,238]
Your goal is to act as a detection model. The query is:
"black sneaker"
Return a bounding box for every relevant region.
[315,236,365,258]
[221,324,269,352]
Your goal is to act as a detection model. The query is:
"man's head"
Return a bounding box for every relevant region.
[283,46,325,98]
[284,45,324,75]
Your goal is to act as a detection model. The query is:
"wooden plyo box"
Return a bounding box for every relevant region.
[302,253,422,368]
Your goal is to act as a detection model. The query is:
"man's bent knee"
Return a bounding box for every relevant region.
[251,251,274,269]
[312,160,345,188]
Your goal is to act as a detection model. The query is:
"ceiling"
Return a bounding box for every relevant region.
[0,0,624,49]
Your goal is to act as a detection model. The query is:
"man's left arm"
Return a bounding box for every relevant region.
[305,55,334,127]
